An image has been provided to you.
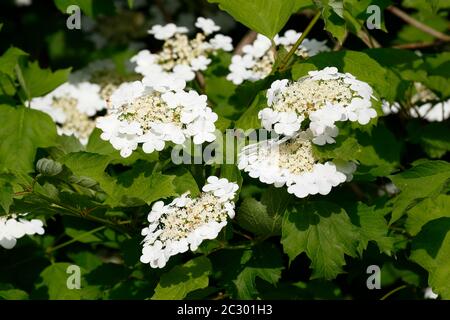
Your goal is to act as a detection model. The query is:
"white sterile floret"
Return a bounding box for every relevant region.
[195,17,220,35]
[131,19,232,84]
[382,82,450,122]
[140,176,239,268]
[259,67,377,142]
[69,59,139,101]
[149,23,188,40]
[190,55,212,71]
[96,81,218,158]
[238,132,356,198]
[227,30,329,84]
[413,99,450,122]
[424,287,438,299]
[0,214,45,249]
[29,82,106,145]
[209,34,233,52]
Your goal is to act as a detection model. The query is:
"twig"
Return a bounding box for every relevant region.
[380,285,408,300]
[47,226,106,253]
[333,30,348,51]
[277,11,321,72]
[234,30,258,55]
[393,40,445,49]
[356,28,381,48]
[195,72,205,92]
[387,6,450,42]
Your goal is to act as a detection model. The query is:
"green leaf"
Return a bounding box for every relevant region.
[54,0,115,17]
[407,120,450,158]
[207,0,312,39]
[237,186,289,236]
[67,251,103,272]
[17,61,71,99]
[281,201,359,279]
[233,243,284,299]
[292,50,392,101]
[0,105,58,173]
[234,92,266,130]
[0,288,29,300]
[406,194,450,236]
[389,160,450,223]
[321,1,347,43]
[354,124,402,179]
[152,256,212,300]
[347,202,394,255]
[312,136,362,162]
[86,128,158,165]
[220,164,243,190]
[237,198,281,237]
[171,167,200,197]
[0,177,14,214]
[62,152,177,207]
[0,47,28,79]
[35,262,101,299]
[0,72,17,96]
[410,218,450,299]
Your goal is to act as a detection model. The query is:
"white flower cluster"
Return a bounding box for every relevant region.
[0,214,45,249]
[382,83,450,122]
[69,59,140,101]
[238,132,356,198]
[259,67,377,145]
[227,30,329,85]
[96,80,218,158]
[29,82,106,145]
[140,176,239,268]
[130,17,233,86]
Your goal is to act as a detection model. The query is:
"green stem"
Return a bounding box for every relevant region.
[380,285,407,300]
[47,226,106,253]
[277,11,321,72]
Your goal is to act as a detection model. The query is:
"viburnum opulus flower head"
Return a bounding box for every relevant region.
[96,80,218,158]
[140,176,239,268]
[227,30,329,85]
[238,131,356,199]
[130,17,233,84]
[259,67,377,145]
[0,214,45,249]
[29,82,106,145]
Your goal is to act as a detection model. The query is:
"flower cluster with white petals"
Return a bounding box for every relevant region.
[96,80,218,158]
[382,82,450,122]
[29,82,107,145]
[227,30,330,85]
[69,59,140,101]
[0,214,45,249]
[130,17,233,86]
[238,132,356,198]
[140,176,239,268]
[259,67,377,145]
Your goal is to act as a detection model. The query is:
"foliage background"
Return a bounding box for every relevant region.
[0,0,449,300]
